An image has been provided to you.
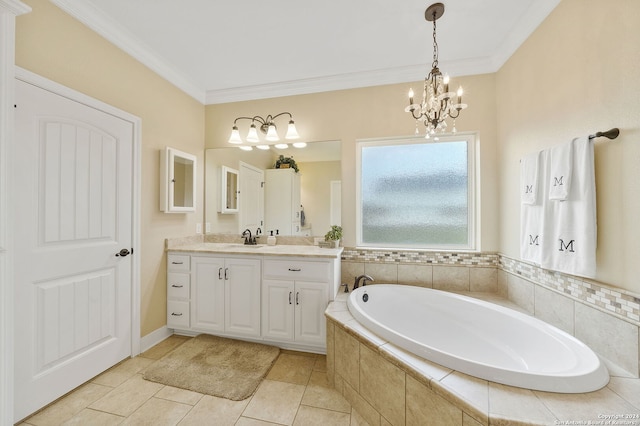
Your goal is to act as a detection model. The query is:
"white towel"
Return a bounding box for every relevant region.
[541,136,596,278]
[548,139,574,200]
[520,151,541,205]
[520,152,547,265]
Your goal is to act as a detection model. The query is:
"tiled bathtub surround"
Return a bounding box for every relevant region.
[340,247,640,378]
[325,295,640,425]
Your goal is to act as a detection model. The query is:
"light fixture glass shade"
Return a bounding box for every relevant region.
[285,120,300,139]
[274,143,288,149]
[239,145,253,151]
[265,124,279,141]
[256,145,270,150]
[292,142,307,148]
[246,124,259,142]
[228,126,242,144]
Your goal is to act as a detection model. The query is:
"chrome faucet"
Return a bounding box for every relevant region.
[353,274,374,290]
[242,229,255,245]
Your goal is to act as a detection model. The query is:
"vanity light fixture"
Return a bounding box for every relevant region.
[405,3,468,137]
[228,112,300,147]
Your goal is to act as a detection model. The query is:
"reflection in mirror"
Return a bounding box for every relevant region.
[205,141,341,237]
[173,155,195,208]
[220,166,239,213]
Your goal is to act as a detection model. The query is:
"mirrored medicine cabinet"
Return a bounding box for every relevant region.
[160,147,197,213]
[219,165,239,214]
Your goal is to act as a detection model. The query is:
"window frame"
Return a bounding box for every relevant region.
[355,133,478,251]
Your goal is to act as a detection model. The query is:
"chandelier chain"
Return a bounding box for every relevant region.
[431,15,439,69]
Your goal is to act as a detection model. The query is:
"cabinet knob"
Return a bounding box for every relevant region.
[288,268,301,272]
[171,312,183,316]
[171,284,183,288]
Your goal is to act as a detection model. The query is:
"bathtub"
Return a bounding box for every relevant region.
[347,284,609,393]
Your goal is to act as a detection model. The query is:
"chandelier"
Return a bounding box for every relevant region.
[228,112,304,151]
[405,3,467,137]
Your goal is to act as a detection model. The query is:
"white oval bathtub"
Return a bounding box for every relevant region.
[347,285,609,393]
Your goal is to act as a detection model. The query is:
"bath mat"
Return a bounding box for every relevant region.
[143,334,280,400]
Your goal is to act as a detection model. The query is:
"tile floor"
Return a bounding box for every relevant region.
[20,335,369,426]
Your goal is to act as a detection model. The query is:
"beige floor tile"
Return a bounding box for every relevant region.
[62,408,124,426]
[293,405,351,426]
[308,370,330,388]
[243,380,306,425]
[350,408,371,426]
[120,397,191,426]
[235,417,282,426]
[267,353,316,385]
[25,382,113,426]
[155,385,203,406]
[92,356,155,387]
[140,335,190,360]
[301,383,352,413]
[89,374,164,417]
[177,394,249,426]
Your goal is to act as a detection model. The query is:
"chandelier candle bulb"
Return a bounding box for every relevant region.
[443,74,449,92]
[457,86,463,104]
[408,88,414,106]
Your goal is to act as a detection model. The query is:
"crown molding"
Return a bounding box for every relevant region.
[0,0,31,15]
[50,0,206,104]
[205,57,497,105]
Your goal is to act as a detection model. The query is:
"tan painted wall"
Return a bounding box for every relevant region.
[16,0,205,336]
[206,73,500,251]
[496,0,640,292]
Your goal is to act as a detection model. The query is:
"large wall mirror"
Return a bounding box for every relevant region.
[205,141,341,237]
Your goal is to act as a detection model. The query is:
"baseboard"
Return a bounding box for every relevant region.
[139,326,174,353]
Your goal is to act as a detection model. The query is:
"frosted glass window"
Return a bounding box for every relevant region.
[357,135,475,249]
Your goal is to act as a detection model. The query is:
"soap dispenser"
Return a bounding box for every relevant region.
[267,230,276,246]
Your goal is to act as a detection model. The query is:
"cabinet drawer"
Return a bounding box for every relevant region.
[167,300,190,328]
[263,259,330,282]
[167,272,189,299]
[168,254,190,271]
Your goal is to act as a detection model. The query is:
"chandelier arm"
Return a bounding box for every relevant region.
[448,108,461,119]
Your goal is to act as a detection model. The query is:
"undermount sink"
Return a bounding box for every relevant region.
[223,243,265,249]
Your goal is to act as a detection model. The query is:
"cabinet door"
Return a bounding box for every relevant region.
[224,258,261,337]
[191,256,225,332]
[262,279,294,341]
[294,281,328,345]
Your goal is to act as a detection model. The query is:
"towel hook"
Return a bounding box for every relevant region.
[588,128,619,140]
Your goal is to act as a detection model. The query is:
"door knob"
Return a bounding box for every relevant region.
[115,248,131,257]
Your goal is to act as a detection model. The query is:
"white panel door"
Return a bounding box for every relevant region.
[294,281,328,346]
[261,279,295,341]
[191,256,225,332]
[13,79,134,421]
[224,257,261,337]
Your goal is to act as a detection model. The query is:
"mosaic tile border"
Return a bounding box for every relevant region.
[339,247,640,325]
[340,247,499,267]
[500,254,640,325]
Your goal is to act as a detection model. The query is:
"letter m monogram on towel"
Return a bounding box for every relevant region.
[559,239,575,253]
[524,184,533,194]
[553,176,564,186]
[529,235,539,246]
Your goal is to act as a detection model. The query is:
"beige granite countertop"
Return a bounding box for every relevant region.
[167,242,343,259]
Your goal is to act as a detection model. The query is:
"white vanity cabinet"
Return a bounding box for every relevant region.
[262,259,330,348]
[167,254,191,329]
[190,255,261,338]
[167,244,341,353]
